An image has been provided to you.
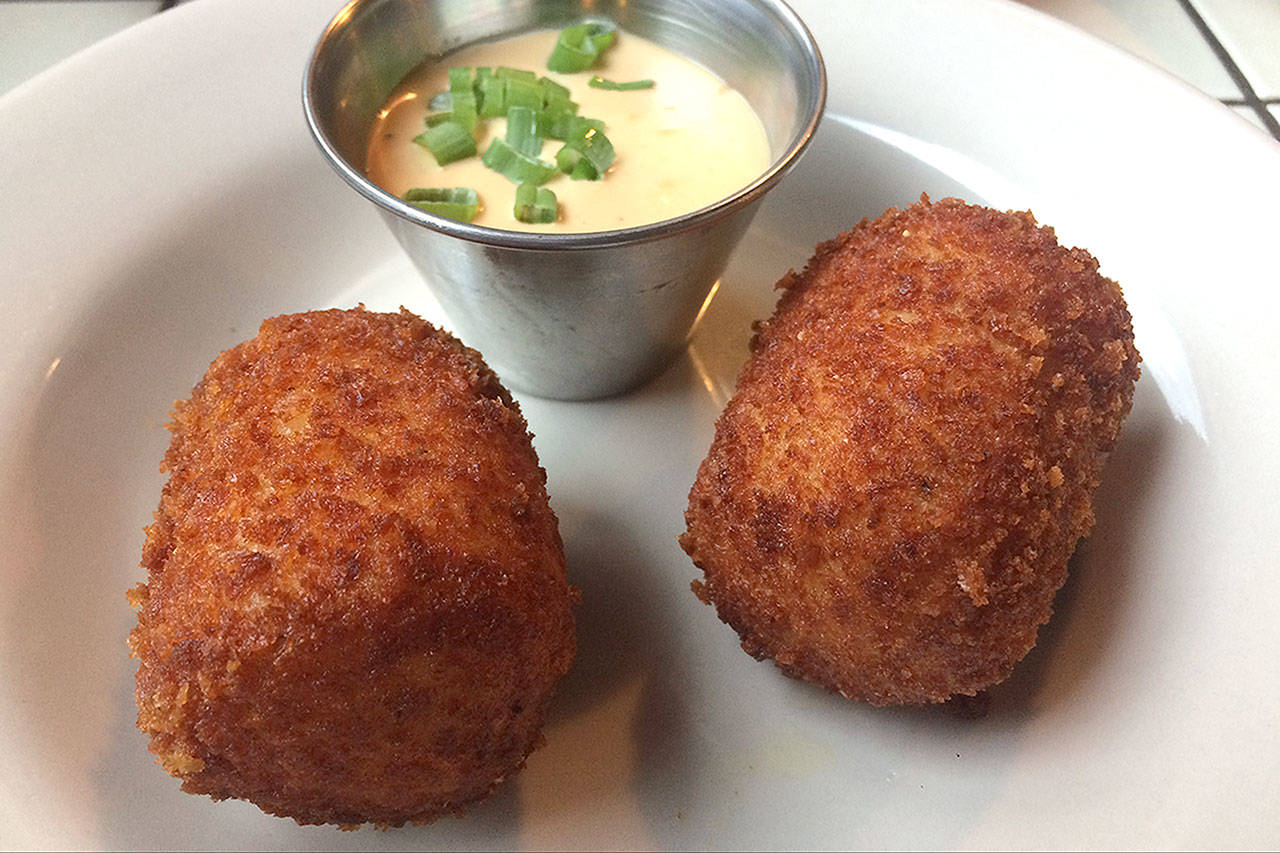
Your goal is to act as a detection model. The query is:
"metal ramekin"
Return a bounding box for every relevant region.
[304,0,825,399]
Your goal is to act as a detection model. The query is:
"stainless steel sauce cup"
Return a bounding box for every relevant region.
[304,0,824,400]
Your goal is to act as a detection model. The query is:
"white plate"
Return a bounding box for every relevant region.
[2,0,1278,849]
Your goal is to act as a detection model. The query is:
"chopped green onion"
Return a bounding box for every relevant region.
[481,138,559,185]
[539,76,572,105]
[423,109,455,127]
[588,76,654,91]
[539,101,583,140]
[546,22,617,72]
[570,116,606,135]
[513,182,557,224]
[448,67,471,90]
[505,106,543,158]
[555,121,614,179]
[473,67,494,114]
[504,75,542,111]
[406,36,634,222]
[477,74,506,117]
[413,120,476,165]
[402,187,480,222]
[448,67,478,132]
[452,93,478,131]
[555,145,583,175]
[548,115,603,144]
[496,66,538,82]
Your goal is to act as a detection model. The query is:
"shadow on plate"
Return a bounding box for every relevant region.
[495,504,701,845]
[976,376,1172,717]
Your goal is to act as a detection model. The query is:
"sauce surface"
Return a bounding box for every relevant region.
[365,28,772,233]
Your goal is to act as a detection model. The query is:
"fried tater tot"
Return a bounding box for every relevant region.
[129,307,575,825]
[680,197,1139,705]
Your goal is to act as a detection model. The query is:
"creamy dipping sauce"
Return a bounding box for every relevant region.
[365,28,772,233]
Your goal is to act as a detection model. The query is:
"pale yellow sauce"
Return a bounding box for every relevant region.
[365,28,772,233]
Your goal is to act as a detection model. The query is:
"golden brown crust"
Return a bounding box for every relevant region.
[680,197,1139,705]
[129,307,575,825]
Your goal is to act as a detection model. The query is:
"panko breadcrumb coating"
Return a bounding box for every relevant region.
[680,197,1139,706]
[128,307,575,826]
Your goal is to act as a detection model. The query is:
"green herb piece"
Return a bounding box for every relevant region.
[448,67,471,90]
[477,73,506,117]
[481,137,559,185]
[513,182,557,224]
[402,187,480,222]
[570,116,606,135]
[546,21,617,72]
[473,67,493,113]
[496,66,538,82]
[571,158,599,180]
[588,76,654,90]
[504,75,543,111]
[539,101,583,140]
[423,109,455,127]
[413,120,477,165]
[448,67,478,132]
[555,120,614,179]
[539,76,572,105]
[505,106,543,158]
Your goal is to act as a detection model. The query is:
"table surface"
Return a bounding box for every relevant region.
[2,0,1279,144]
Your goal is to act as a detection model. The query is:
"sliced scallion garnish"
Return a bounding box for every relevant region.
[555,145,584,176]
[555,120,614,180]
[513,182,557,224]
[402,22,639,224]
[539,101,583,140]
[504,75,543,111]
[539,76,572,105]
[588,76,654,91]
[423,109,455,127]
[546,22,617,72]
[473,67,493,115]
[505,106,543,158]
[448,67,478,132]
[496,66,538,82]
[477,73,506,117]
[413,120,476,165]
[481,137,559,185]
[403,187,480,222]
[570,116,606,135]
